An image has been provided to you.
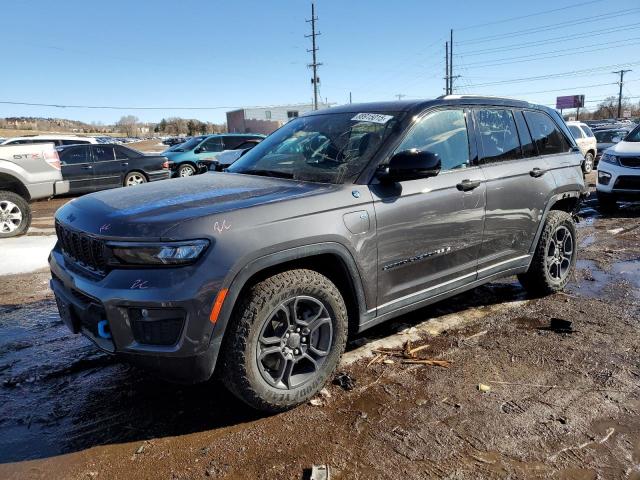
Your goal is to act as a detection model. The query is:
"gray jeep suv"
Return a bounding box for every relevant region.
[49,96,585,411]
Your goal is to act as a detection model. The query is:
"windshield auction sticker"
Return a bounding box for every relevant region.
[351,113,394,124]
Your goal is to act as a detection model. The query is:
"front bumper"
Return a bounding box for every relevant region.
[596,161,640,200]
[49,247,222,383]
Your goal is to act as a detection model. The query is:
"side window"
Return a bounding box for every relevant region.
[94,146,115,161]
[114,145,134,159]
[523,111,571,156]
[513,111,537,158]
[60,147,90,165]
[395,109,470,171]
[475,109,521,162]
[581,125,595,138]
[201,137,223,153]
[223,137,244,150]
[61,140,90,145]
[568,125,583,139]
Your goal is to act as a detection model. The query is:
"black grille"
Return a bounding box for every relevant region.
[55,221,108,273]
[619,156,640,168]
[614,175,640,190]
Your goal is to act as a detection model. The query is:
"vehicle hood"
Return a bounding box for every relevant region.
[55,172,335,238]
[608,140,640,155]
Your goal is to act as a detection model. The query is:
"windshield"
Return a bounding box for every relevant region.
[168,136,206,152]
[594,130,628,143]
[624,125,640,142]
[227,112,398,183]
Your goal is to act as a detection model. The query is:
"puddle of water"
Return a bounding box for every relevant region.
[611,260,640,290]
[580,233,596,248]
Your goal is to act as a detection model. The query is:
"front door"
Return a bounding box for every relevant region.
[372,108,486,315]
[60,145,95,193]
[92,145,122,190]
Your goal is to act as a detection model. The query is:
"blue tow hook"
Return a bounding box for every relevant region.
[97,320,112,339]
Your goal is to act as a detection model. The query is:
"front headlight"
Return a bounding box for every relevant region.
[108,239,209,266]
[600,153,619,166]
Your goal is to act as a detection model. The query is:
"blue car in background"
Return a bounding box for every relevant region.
[163,133,265,177]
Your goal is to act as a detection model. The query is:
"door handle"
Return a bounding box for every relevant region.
[456,179,481,191]
[82,165,93,170]
[529,167,546,178]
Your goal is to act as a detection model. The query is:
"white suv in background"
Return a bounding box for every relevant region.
[567,121,597,173]
[1,135,98,146]
[596,125,640,212]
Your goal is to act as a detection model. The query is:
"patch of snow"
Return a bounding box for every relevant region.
[607,228,623,235]
[0,235,56,275]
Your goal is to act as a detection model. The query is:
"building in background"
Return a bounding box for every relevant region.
[226,103,331,135]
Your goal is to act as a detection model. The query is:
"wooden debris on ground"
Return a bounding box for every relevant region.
[368,340,451,368]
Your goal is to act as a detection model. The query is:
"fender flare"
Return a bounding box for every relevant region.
[207,241,369,362]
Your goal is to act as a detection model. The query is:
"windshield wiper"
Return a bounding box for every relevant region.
[241,169,294,179]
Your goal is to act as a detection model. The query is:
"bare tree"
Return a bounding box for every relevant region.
[116,115,140,137]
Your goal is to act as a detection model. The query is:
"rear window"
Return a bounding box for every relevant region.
[568,125,583,139]
[523,111,571,156]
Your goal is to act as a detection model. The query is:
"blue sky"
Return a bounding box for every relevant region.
[1,0,638,124]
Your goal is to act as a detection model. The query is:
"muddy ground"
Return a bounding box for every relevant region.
[0,176,638,479]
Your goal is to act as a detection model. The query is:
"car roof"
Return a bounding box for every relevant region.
[304,95,551,118]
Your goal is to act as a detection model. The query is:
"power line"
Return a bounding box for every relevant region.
[0,101,314,111]
[455,0,605,31]
[455,8,640,45]
[455,22,640,57]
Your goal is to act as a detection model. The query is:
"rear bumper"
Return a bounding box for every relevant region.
[54,180,70,195]
[147,170,171,182]
[49,247,223,383]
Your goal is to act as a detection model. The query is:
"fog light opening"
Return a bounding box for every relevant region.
[598,171,612,186]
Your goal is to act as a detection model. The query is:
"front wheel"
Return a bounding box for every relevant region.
[582,152,594,174]
[123,171,147,187]
[0,191,31,238]
[220,269,348,412]
[178,163,196,177]
[518,210,577,296]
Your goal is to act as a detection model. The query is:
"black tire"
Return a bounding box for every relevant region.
[518,210,577,296]
[123,171,147,187]
[596,191,618,213]
[582,152,594,174]
[0,191,31,238]
[177,163,196,177]
[220,269,348,412]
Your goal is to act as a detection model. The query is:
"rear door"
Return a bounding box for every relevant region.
[59,145,96,193]
[568,124,587,156]
[475,108,559,278]
[196,136,224,161]
[372,107,486,313]
[91,145,122,190]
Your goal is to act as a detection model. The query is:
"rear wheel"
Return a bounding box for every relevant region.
[178,163,196,177]
[582,152,594,174]
[220,269,348,412]
[123,171,147,187]
[518,210,577,296]
[0,191,31,238]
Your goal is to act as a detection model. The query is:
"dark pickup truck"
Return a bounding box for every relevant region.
[49,96,585,411]
[57,143,171,194]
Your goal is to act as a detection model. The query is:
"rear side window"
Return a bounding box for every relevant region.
[581,125,595,138]
[568,125,583,139]
[396,109,470,171]
[475,109,521,162]
[523,111,571,156]
[514,111,536,158]
[60,147,90,165]
[114,145,140,159]
[61,139,90,145]
[223,136,245,150]
[94,146,115,161]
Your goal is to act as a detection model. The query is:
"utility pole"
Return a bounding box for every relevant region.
[306,1,322,110]
[449,29,453,94]
[613,69,632,118]
[349,92,352,104]
[445,42,450,94]
[395,94,406,101]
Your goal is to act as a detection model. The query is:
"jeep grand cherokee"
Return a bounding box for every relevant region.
[49,96,586,411]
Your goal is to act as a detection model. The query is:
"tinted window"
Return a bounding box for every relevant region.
[396,109,470,171]
[223,137,245,150]
[236,141,259,150]
[10,139,56,145]
[523,111,571,156]
[114,145,141,159]
[94,146,115,161]
[475,109,521,162]
[61,139,90,145]
[201,137,223,152]
[514,111,536,158]
[568,125,583,138]
[60,146,90,165]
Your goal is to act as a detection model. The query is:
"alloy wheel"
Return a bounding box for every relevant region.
[256,296,333,390]
[0,200,23,233]
[180,165,195,177]
[126,173,145,186]
[546,225,574,281]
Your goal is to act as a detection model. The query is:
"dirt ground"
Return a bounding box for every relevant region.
[0,174,638,480]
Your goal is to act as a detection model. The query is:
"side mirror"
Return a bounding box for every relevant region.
[379,149,441,182]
